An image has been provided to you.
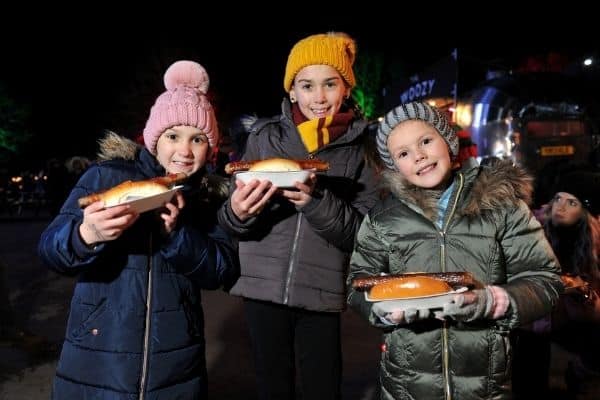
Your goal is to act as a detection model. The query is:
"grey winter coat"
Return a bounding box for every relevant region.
[218,100,378,312]
[347,161,563,400]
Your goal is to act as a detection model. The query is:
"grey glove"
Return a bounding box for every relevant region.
[440,287,495,322]
[372,303,432,325]
[371,302,388,318]
[403,308,432,323]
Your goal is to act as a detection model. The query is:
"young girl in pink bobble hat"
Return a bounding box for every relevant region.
[38,60,239,399]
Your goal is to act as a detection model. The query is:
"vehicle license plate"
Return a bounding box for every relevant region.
[540,145,574,156]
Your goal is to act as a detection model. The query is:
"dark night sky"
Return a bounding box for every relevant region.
[1,8,597,167]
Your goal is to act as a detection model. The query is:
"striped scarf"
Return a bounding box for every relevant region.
[292,103,353,154]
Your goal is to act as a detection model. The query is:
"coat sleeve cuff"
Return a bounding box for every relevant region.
[71,222,103,259]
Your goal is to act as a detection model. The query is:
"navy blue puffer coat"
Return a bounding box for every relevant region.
[38,134,239,399]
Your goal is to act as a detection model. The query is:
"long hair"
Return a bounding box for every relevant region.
[544,207,600,282]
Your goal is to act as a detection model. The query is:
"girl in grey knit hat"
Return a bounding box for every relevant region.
[347,101,561,399]
[376,101,458,172]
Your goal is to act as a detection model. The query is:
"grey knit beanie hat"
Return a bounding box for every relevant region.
[376,102,458,170]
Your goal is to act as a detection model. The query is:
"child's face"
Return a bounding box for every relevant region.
[156,125,209,175]
[290,65,350,120]
[550,192,584,226]
[387,120,452,190]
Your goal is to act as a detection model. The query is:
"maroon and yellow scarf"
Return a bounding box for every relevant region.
[292,104,354,154]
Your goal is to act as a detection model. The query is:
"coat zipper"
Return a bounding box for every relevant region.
[283,213,303,304]
[440,173,464,400]
[138,234,153,400]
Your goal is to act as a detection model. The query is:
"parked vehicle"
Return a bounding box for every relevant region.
[456,72,600,206]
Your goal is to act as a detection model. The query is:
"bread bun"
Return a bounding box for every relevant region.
[225,158,329,174]
[78,181,168,208]
[78,173,187,208]
[368,276,452,300]
[248,158,301,172]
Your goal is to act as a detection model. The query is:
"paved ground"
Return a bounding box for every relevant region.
[0,212,576,399]
[0,214,381,399]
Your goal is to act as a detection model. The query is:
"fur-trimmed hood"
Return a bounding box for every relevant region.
[382,160,534,220]
[96,131,141,161]
[95,131,229,200]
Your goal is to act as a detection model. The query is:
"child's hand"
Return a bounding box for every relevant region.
[439,286,509,322]
[160,191,185,234]
[231,179,278,221]
[440,288,491,322]
[388,308,432,324]
[372,303,432,325]
[79,201,139,246]
[280,173,317,208]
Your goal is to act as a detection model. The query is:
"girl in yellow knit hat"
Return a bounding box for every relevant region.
[218,32,378,399]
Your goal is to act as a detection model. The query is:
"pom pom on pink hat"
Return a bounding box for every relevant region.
[143,60,219,154]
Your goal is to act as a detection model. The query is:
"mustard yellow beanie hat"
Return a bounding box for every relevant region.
[283,32,357,93]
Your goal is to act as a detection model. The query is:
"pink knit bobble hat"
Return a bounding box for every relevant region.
[143,60,219,154]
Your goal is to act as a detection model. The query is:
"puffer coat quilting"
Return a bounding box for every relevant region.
[347,161,563,400]
[218,99,378,312]
[38,134,239,399]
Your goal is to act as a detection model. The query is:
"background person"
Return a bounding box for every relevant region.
[513,170,600,399]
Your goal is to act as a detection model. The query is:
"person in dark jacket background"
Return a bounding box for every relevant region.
[347,102,562,399]
[38,60,239,399]
[513,170,600,399]
[217,32,378,399]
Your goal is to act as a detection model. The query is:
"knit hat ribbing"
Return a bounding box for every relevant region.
[376,102,458,170]
[143,60,219,154]
[283,32,356,93]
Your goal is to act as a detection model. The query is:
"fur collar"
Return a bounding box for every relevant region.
[96,131,140,161]
[94,131,230,200]
[382,160,533,220]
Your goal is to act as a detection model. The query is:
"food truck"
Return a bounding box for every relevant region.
[454,72,599,204]
[457,73,597,169]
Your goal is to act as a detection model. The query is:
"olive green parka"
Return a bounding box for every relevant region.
[347,160,562,400]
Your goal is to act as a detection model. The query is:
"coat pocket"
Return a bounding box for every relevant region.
[69,298,108,339]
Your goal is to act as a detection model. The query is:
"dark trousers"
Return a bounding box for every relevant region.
[243,298,341,400]
[512,323,600,399]
[512,329,552,399]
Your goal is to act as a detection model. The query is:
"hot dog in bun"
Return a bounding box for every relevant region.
[368,276,452,300]
[352,271,480,292]
[224,158,329,174]
[78,172,187,208]
[249,158,302,172]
